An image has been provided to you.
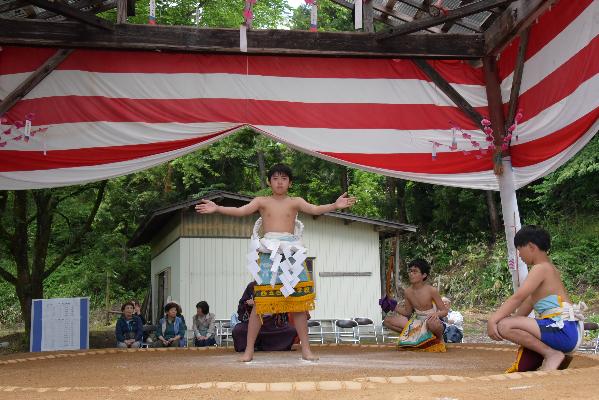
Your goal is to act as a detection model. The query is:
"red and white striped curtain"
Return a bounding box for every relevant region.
[0,0,597,190]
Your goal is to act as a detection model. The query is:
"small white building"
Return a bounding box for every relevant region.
[129,191,416,325]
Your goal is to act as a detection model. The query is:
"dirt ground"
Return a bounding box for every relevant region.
[0,343,597,400]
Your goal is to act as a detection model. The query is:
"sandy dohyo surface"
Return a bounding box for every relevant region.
[0,344,597,399]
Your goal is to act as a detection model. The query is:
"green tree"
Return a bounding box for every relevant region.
[0,184,106,335]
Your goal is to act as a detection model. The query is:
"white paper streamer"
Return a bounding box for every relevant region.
[245,218,308,297]
[240,24,248,53]
[354,0,362,30]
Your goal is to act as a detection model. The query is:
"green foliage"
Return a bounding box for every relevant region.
[101,0,289,28]
[289,1,353,31]
[0,278,20,326]
[527,135,599,214]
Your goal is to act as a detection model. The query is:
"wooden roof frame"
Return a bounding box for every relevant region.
[0,0,552,58]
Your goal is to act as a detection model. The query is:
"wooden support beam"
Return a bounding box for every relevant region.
[0,49,73,116]
[482,55,507,175]
[35,0,115,19]
[441,0,477,32]
[484,0,554,55]
[0,20,486,59]
[0,0,28,13]
[377,0,515,40]
[505,28,529,129]
[329,0,442,33]
[412,59,483,127]
[26,0,114,30]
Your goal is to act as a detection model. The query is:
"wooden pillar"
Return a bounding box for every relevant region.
[363,0,374,33]
[482,55,506,175]
[483,55,530,292]
[117,0,127,24]
[506,28,530,128]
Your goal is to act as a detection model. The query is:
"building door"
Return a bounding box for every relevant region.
[156,268,170,319]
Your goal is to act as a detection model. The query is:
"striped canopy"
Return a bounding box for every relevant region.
[0,0,597,190]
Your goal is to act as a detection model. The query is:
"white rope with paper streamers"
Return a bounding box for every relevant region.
[245,218,307,297]
[240,0,256,52]
[305,0,317,32]
[0,113,48,152]
[354,0,362,30]
[148,0,156,24]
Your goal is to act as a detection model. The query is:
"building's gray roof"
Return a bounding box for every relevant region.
[128,190,417,247]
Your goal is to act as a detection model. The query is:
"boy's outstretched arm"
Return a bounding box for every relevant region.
[195,197,260,217]
[487,265,544,340]
[296,192,356,215]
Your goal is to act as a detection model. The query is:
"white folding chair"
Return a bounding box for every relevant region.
[307,320,324,344]
[380,324,399,344]
[335,319,359,344]
[218,321,234,348]
[318,319,337,343]
[354,317,378,344]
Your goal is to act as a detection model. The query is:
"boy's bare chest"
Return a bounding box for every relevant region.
[259,199,298,228]
[407,288,433,310]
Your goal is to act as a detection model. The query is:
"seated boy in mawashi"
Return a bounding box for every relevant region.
[384,259,447,352]
[488,225,586,371]
[195,163,356,362]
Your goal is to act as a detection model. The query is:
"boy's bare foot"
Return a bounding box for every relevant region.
[541,350,565,371]
[239,350,254,362]
[301,349,319,361]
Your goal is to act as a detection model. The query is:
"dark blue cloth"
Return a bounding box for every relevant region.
[115,315,143,342]
[537,319,579,352]
[443,324,463,343]
[195,337,217,347]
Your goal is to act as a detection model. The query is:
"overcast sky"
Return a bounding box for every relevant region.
[287,0,304,8]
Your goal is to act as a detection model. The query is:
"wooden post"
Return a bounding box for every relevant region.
[117,0,127,24]
[506,28,530,128]
[482,55,507,175]
[363,0,374,33]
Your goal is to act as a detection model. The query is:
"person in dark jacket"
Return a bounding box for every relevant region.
[115,301,143,348]
[232,282,297,352]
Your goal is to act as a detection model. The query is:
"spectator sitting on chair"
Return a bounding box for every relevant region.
[154,302,186,347]
[115,301,143,348]
[441,296,464,343]
[232,281,297,353]
[192,301,217,347]
[132,299,152,342]
[132,300,146,325]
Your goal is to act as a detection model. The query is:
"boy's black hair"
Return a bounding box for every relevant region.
[195,301,209,315]
[514,225,551,252]
[408,258,431,281]
[267,163,293,182]
[121,301,134,311]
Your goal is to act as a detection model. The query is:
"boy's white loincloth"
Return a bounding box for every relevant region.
[246,218,308,298]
